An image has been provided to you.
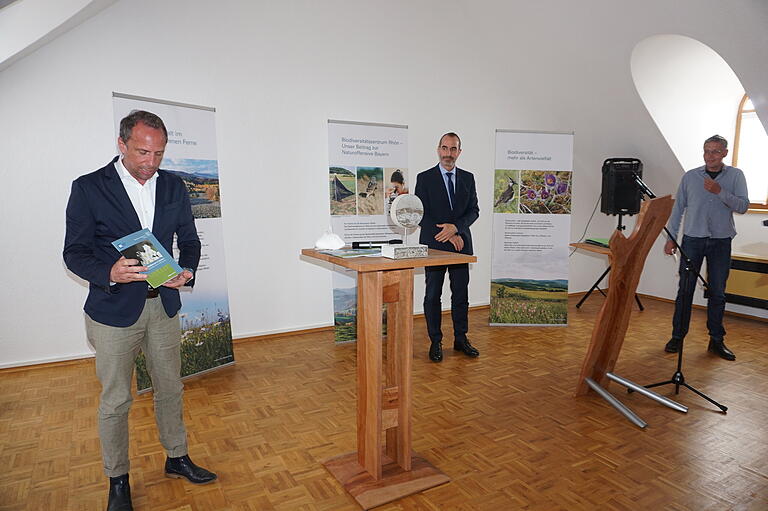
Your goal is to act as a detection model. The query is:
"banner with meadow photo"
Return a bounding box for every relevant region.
[327,120,408,343]
[113,93,234,392]
[490,130,573,326]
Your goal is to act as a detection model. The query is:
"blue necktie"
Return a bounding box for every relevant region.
[446,172,455,210]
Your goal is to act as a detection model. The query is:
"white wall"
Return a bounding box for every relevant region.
[1,0,767,367]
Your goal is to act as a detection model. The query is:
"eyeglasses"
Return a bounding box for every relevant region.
[704,149,725,155]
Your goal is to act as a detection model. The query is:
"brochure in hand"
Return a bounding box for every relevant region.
[111,228,183,288]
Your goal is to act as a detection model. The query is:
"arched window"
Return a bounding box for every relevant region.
[732,94,768,208]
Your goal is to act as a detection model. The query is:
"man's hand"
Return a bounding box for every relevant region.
[435,223,458,242]
[664,240,677,256]
[162,270,193,289]
[703,177,721,194]
[110,257,148,283]
[448,234,464,252]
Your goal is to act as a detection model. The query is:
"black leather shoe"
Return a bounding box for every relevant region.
[429,342,443,362]
[107,474,133,511]
[165,455,217,484]
[708,338,735,361]
[664,337,681,353]
[453,340,479,358]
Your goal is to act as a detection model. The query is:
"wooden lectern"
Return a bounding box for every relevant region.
[302,248,476,510]
[575,196,673,396]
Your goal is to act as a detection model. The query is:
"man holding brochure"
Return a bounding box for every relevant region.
[64,110,216,511]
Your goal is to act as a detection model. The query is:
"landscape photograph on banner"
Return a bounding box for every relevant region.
[493,169,521,213]
[356,167,384,215]
[332,270,357,343]
[519,170,572,214]
[329,166,356,215]
[163,158,221,219]
[385,167,409,216]
[136,305,233,390]
[490,278,568,325]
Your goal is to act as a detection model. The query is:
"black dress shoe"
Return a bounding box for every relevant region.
[429,342,443,362]
[165,455,217,484]
[664,337,681,353]
[708,338,735,361]
[107,474,133,511]
[453,340,479,358]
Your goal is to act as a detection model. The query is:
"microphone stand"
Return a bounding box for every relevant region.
[627,172,727,413]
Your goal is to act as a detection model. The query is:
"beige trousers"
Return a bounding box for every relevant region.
[85,297,188,477]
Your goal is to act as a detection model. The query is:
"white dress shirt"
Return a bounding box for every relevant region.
[115,158,158,230]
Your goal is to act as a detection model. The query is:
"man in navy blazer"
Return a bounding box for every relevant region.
[64,111,215,511]
[415,132,480,362]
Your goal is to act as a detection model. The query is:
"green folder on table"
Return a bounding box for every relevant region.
[585,237,610,248]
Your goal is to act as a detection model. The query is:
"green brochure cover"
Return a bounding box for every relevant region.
[111,228,183,288]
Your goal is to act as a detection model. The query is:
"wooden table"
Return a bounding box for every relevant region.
[570,242,644,311]
[301,248,476,510]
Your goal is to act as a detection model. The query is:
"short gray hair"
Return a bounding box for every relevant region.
[705,134,728,149]
[119,110,168,142]
[438,132,461,150]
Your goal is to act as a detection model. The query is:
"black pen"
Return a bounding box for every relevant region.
[352,240,403,249]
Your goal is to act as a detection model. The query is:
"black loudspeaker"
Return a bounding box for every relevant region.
[601,158,643,215]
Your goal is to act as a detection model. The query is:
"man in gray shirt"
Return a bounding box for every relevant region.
[664,135,749,360]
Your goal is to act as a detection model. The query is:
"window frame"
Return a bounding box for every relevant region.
[732,93,768,210]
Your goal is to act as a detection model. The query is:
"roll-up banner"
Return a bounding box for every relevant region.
[113,93,234,391]
[490,130,574,326]
[327,119,408,342]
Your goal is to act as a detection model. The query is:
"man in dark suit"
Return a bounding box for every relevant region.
[415,132,480,362]
[64,110,216,511]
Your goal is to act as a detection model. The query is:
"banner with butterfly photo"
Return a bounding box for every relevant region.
[490,130,573,326]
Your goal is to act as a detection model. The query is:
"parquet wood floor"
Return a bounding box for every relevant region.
[2,296,768,510]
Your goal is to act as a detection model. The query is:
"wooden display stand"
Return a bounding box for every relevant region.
[575,196,673,396]
[302,248,476,510]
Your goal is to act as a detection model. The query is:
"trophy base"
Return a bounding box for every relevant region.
[381,244,428,259]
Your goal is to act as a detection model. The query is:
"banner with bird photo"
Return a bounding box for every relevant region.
[327,119,408,342]
[113,93,234,392]
[490,130,573,326]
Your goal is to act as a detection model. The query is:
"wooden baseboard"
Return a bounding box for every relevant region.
[570,288,768,323]
[0,357,93,374]
[234,304,492,344]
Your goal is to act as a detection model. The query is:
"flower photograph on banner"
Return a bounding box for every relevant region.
[519,170,572,214]
[329,166,357,215]
[493,169,521,213]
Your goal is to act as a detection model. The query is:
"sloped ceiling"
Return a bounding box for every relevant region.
[0,0,117,72]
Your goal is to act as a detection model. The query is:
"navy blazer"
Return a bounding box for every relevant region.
[64,157,201,327]
[414,165,479,255]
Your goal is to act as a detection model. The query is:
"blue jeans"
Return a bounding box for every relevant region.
[671,235,731,341]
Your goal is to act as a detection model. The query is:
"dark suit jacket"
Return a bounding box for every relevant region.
[414,165,479,255]
[64,156,201,327]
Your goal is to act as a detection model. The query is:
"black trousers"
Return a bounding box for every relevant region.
[424,263,469,344]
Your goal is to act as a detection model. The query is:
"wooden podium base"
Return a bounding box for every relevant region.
[323,451,450,510]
